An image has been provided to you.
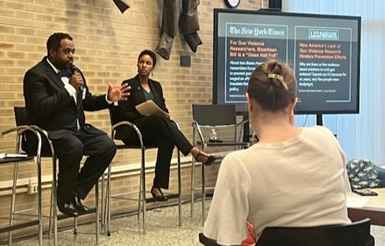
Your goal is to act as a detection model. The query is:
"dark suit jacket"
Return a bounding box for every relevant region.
[23,57,109,140]
[114,75,169,140]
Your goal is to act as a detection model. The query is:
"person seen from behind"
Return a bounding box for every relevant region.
[203,59,351,245]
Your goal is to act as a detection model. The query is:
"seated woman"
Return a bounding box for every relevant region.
[115,49,217,201]
[203,60,351,245]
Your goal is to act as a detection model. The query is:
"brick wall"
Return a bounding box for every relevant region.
[0,0,264,241]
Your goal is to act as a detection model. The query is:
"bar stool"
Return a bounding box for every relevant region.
[103,106,182,235]
[14,107,100,246]
[0,125,42,246]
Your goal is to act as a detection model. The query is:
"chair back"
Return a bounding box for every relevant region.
[108,104,120,126]
[14,107,29,127]
[192,104,237,126]
[199,219,374,246]
[256,218,374,246]
[108,105,145,147]
[14,107,52,157]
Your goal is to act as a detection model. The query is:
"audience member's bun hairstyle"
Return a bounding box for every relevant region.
[138,49,157,68]
[247,59,297,112]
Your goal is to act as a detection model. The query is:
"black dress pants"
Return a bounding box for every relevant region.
[123,113,193,189]
[52,130,116,203]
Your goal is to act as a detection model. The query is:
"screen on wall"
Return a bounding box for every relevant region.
[213,9,361,114]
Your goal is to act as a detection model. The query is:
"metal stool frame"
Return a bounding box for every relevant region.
[13,107,100,246]
[104,120,182,235]
[0,126,43,246]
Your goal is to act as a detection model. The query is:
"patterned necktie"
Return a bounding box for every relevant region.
[57,70,72,78]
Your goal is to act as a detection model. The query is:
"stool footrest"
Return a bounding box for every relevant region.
[56,207,97,220]
[145,193,180,203]
[0,220,39,234]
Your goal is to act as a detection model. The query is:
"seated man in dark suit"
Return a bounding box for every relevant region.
[23,32,130,217]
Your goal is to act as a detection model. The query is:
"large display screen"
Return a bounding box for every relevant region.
[213,9,361,114]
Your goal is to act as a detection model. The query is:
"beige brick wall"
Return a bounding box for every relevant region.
[0,0,264,241]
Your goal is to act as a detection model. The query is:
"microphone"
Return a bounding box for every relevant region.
[69,64,85,99]
[69,63,80,76]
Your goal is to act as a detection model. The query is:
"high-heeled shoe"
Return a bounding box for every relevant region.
[151,187,168,201]
[194,150,217,166]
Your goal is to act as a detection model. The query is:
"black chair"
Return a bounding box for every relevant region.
[14,107,100,246]
[0,126,42,246]
[199,218,375,246]
[103,105,182,235]
[191,104,250,223]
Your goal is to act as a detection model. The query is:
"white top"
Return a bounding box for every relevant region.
[203,126,351,245]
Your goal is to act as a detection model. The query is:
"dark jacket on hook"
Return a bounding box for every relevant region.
[156,0,202,60]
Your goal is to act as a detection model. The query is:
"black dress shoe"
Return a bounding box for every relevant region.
[151,187,168,201]
[57,202,78,217]
[194,151,221,166]
[73,196,91,214]
[204,155,222,166]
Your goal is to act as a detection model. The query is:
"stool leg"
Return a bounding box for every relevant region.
[141,147,146,234]
[48,155,57,241]
[106,164,111,236]
[8,162,19,245]
[95,183,99,245]
[177,150,182,226]
[201,161,206,226]
[137,165,141,222]
[54,205,58,246]
[191,158,195,218]
[191,127,196,218]
[100,173,105,228]
[74,217,78,235]
[37,158,43,246]
[53,157,58,246]
[102,172,110,236]
[48,184,54,239]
